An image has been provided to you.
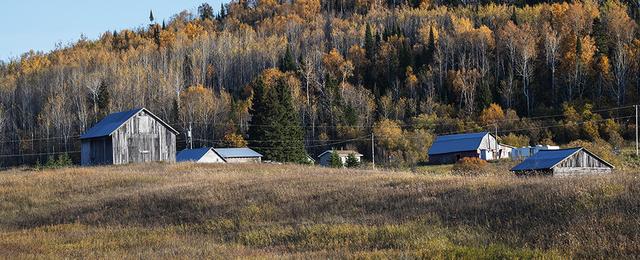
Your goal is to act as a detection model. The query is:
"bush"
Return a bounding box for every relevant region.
[329,150,343,168]
[43,153,73,169]
[345,154,360,168]
[452,157,488,175]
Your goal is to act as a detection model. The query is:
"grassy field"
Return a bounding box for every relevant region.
[0,163,639,258]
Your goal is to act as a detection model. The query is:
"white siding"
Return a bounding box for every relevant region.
[197,150,226,163]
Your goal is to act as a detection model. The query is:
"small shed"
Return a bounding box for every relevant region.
[428,132,508,164]
[213,148,263,163]
[511,147,614,176]
[176,147,226,163]
[80,108,178,166]
[317,150,363,167]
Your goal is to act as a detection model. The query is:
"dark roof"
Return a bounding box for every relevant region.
[428,132,490,155]
[176,148,224,162]
[214,148,263,158]
[318,150,363,158]
[510,147,614,171]
[80,108,178,139]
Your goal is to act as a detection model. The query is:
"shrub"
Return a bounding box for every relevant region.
[345,154,360,168]
[329,150,343,168]
[452,157,488,175]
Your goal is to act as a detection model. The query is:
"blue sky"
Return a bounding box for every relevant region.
[0,0,224,61]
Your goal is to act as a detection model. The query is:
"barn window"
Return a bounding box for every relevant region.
[139,115,150,133]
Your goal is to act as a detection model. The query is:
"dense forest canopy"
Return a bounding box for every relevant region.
[0,0,639,166]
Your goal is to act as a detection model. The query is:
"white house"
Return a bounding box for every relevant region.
[318,150,363,167]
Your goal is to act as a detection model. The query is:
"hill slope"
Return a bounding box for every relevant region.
[0,164,639,258]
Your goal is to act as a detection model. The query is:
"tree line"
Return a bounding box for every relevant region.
[0,0,639,166]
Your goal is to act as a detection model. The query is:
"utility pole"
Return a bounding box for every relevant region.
[633,105,640,157]
[371,133,375,170]
[188,122,193,149]
[494,123,499,159]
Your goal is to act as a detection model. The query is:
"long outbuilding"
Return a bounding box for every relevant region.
[176,147,226,163]
[428,132,511,164]
[511,147,614,176]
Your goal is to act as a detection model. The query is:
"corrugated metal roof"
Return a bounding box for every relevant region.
[176,148,213,162]
[80,108,143,139]
[511,148,582,171]
[80,108,178,140]
[428,132,489,155]
[214,148,263,158]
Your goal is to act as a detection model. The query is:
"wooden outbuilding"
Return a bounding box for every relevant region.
[428,132,510,164]
[511,147,614,176]
[80,108,178,166]
[176,147,226,163]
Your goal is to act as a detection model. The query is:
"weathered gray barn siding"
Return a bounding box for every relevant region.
[553,150,612,175]
[111,111,176,164]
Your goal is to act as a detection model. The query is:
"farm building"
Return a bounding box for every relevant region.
[213,148,263,163]
[176,147,226,163]
[428,132,510,164]
[510,145,560,160]
[80,108,178,166]
[511,147,614,176]
[318,150,363,167]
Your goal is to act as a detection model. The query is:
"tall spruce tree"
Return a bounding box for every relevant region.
[248,70,306,163]
[364,23,375,60]
[279,46,297,72]
[425,25,435,66]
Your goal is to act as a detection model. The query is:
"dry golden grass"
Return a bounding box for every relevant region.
[0,163,638,258]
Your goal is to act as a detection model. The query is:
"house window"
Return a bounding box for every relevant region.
[139,115,150,133]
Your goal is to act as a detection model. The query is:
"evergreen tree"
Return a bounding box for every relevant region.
[345,154,360,168]
[592,18,609,56]
[329,150,344,168]
[510,7,518,25]
[97,82,110,118]
[198,3,214,21]
[365,23,375,60]
[149,10,155,23]
[162,20,166,30]
[279,46,297,72]
[220,3,226,19]
[425,25,435,66]
[275,77,307,163]
[248,70,307,163]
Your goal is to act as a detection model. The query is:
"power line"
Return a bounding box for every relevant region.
[0,150,80,158]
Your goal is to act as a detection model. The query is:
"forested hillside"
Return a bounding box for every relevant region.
[0,0,639,166]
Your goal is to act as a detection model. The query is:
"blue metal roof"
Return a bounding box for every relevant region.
[80,108,178,140]
[428,132,490,155]
[511,148,582,171]
[176,148,214,162]
[214,148,263,158]
[80,108,143,139]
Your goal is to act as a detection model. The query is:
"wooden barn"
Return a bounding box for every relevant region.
[176,148,226,163]
[511,147,614,176]
[428,132,510,164]
[80,108,178,166]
